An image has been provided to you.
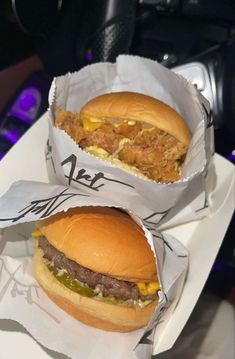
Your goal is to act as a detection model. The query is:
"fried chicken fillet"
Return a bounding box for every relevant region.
[55,92,191,183]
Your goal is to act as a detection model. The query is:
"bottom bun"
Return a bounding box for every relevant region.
[33,247,158,332]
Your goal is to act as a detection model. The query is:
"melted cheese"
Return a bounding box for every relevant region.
[31,229,43,238]
[137,281,160,296]
[82,117,105,131]
[85,146,109,158]
[82,116,148,132]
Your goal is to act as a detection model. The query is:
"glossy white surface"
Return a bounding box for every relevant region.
[0,113,234,358]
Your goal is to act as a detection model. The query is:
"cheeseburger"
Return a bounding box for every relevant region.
[32,206,160,332]
[55,91,192,183]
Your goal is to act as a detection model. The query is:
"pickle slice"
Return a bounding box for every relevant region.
[48,265,95,298]
[47,263,153,308]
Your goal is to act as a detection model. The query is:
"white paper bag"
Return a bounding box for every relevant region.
[46,55,214,229]
[0,180,188,359]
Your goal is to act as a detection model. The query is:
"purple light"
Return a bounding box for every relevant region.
[86,49,93,62]
[1,130,20,144]
[10,111,33,124]
[226,151,235,163]
[0,86,41,161]
[213,261,225,271]
[19,93,37,111]
[8,86,40,124]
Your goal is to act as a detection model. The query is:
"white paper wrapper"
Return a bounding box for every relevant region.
[46,55,214,229]
[0,180,188,359]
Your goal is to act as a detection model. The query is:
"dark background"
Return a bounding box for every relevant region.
[0,0,234,322]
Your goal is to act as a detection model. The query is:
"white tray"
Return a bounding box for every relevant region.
[0,114,234,358]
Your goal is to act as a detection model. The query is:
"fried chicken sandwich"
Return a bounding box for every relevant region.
[55,91,192,183]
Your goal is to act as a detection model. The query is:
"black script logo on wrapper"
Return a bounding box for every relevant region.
[151,231,188,259]
[45,139,56,174]
[195,179,209,215]
[143,209,173,229]
[139,329,154,345]
[202,102,213,129]
[0,188,89,223]
[61,154,134,191]
[135,296,168,357]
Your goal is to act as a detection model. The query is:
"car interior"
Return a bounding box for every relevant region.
[0,0,234,356]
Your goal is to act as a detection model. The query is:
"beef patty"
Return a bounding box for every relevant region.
[38,237,157,302]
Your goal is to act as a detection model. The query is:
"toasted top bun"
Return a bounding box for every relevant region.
[37,207,157,282]
[80,91,191,146]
